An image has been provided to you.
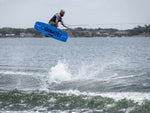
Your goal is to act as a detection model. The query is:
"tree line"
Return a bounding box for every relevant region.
[127,25,150,36]
[0,25,150,37]
[0,28,41,36]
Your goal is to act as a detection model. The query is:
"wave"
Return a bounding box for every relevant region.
[0,70,35,76]
[0,89,150,113]
[0,60,150,92]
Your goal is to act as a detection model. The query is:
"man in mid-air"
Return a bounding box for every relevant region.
[48,9,67,31]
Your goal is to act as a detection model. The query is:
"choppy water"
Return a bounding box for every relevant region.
[0,37,150,113]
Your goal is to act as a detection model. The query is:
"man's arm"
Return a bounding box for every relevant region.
[55,14,60,30]
[61,19,66,28]
[55,14,60,23]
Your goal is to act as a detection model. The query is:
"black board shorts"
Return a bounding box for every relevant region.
[48,21,58,27]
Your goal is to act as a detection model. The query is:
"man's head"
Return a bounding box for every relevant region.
[60,9,65,17]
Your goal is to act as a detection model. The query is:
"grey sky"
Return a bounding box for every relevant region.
[0,0,150,29]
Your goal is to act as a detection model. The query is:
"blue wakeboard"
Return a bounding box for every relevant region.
[34,21,68,42]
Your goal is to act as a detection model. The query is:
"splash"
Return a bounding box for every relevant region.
[48,60,72,83]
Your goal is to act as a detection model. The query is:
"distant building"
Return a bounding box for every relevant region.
[98,30,110,37]
[83,31,92,37]
[20,33,35,37]
[0,34,2,37]
[5,34,15,37]
[20,33,26,37]
[114,31,128,37]
[25,33,35,37]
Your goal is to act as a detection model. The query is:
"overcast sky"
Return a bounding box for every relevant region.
[0,0,150,29]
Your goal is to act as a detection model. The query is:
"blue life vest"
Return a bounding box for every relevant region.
[51,13,62,22]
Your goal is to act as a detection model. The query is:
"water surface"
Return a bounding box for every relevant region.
[0,37,150,113]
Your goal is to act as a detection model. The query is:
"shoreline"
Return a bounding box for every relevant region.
[0,36,150,38]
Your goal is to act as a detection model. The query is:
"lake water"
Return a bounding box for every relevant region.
[0,37,150,113]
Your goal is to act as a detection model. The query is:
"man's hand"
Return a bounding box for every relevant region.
[57,27,60,31]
